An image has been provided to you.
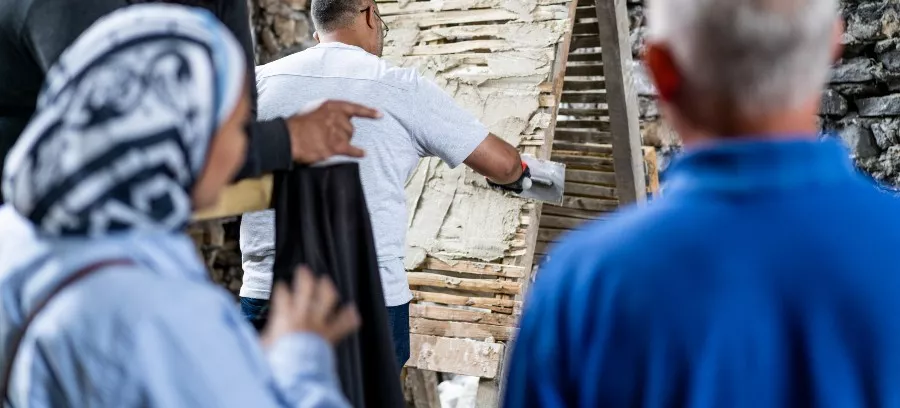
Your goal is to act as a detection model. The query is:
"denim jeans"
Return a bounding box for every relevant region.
[386,302,411,371]
[239,297,411,370]
[240,296,269,332]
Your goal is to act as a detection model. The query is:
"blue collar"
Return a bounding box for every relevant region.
[663,136,860,194]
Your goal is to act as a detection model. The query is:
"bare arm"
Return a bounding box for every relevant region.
[463,134,524,185]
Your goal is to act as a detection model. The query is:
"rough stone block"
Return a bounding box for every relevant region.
[871,119,900,150]
[880,50,900,72]
[830,58,877,83]
[858,94,900,117]
[820,89,849,117]
[839,124,880,159]
[832,82,881,98]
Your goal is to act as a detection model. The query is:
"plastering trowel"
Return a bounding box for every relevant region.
[518,155,566,205]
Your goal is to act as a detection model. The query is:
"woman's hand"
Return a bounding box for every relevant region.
[261,266,361,347]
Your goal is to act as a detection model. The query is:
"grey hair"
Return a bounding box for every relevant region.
[312,0,367,32]
[647,0,839,117]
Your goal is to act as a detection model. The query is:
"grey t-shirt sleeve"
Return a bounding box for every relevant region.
[406,75,488,168]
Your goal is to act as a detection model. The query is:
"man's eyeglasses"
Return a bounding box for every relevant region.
[360,6,389,39]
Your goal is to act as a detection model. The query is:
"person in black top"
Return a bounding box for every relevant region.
[0,0,378,204]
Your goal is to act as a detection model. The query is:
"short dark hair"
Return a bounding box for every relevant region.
[311,0,366,32]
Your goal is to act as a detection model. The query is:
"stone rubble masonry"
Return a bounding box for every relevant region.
[628,0,900,186]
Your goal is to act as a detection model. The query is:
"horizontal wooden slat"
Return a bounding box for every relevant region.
[551,154,615,170]
[564,168,617,185]
[542,204,606,220]
[537,228,566,242]
[575,6,595,19]
[567,52,603,62]
[418,258,527,278]
[561,196,619,212]
[379,0,566,15]
[535,240,551,255]
[410,317,516,341]
[573,22,599,35]
[563,80,606,91]
[564,181,617,198]
[569,35,601,50]
[408,334,504,378]
[540,215,587,229]
[411,291,520,314]
[557,108,609,116]
[553,141,612,155]
[559,92,607,104]
[564,64,604,77]
[410,303,518,327]
[382,5,569,27]
[193,176,271,221]
[556,119,611,130]
[554,129,612,144]
[409,272,522,295]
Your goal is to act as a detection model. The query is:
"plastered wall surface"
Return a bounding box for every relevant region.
[377,0,571,268]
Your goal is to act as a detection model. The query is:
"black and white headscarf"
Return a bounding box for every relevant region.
[2,4,246,236]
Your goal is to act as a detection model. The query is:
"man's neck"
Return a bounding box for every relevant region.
[679,106,821,148]
[318,32,368,54]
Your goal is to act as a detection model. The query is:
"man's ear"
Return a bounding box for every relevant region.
[314,31,320,43]
[366,7,377,29]
[644,42,682,103]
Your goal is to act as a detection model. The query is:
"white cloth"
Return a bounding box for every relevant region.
[240,42,488,306]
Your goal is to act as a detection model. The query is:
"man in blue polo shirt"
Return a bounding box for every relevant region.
[504,0,900,406]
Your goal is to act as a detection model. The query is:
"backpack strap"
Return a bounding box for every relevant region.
[1,259,134,406]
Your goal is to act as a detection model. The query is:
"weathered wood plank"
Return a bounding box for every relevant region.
[575,6,595,19]
[408,272,522,295]
[567,52,603,62]
[561,195,619,212]
[559,92,607,104]
[595,0,646,203]
[410,317,517,341]
[405,368,442,408]
[573,21,599,35]
[550,154,615,171]
[554,129,612,144]
[564,181,617,198]
[537,228,566,242]
[193,176,272,221]
[564,168,617,185]
[541,204,606,220]
[408,334,504,378]
[410,303,519,327]
[557,108,609,116]
[563,79,606,91]
[644,146,661,195]
[418,257,527,278]
[539,215,587,229]
[555,118,611,129]
[411,291,520,313]
[564,64,604,76]
[382,5,568,28]
[569,35,601,50]
[380,0,566,15]
[552,141,613,155]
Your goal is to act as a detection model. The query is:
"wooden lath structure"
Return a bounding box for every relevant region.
[193,0,654,406]
[536,0,659,261]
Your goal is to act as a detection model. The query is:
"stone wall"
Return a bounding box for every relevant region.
[250,0,316,64]
[627,0,900,185]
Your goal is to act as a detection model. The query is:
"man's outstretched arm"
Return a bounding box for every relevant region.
[463,134,524,185]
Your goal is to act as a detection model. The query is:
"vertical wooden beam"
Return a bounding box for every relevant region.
[594,0,646,204]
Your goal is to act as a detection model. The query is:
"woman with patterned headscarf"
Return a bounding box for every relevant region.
[0,4,358,407]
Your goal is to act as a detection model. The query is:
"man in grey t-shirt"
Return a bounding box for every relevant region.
[239,0,528,368]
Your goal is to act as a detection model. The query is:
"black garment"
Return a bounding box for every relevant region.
[0,0,292,203]
[272,163,405,408]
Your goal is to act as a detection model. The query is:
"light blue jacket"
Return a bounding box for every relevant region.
[0,206,349,407]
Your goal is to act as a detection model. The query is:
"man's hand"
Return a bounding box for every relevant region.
[261,266,361,348]
[286,100,381,164]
